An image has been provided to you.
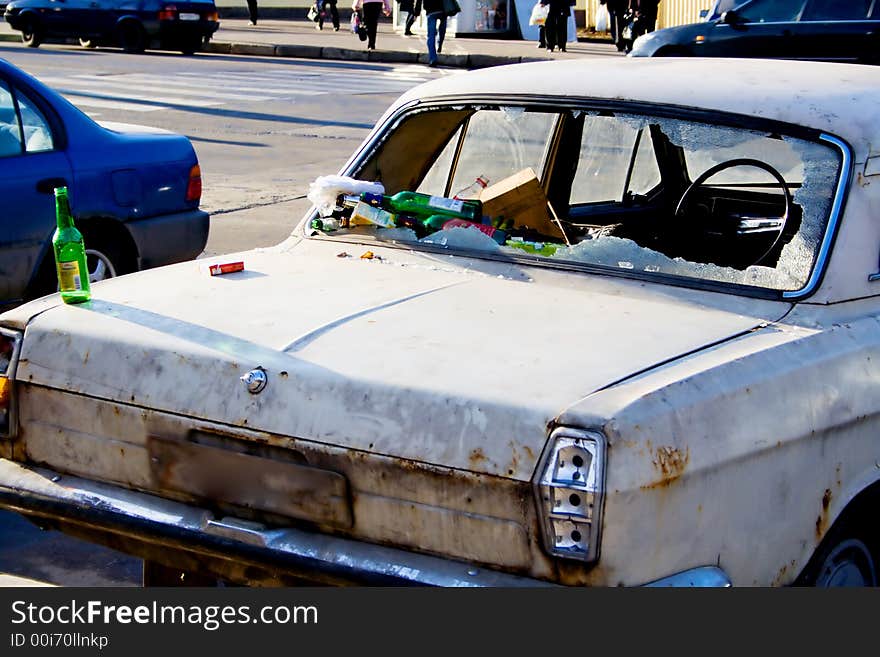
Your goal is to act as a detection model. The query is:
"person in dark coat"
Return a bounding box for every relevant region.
[398,0,421,35]
[317,0,341,30]
[602,0,628,51]
[540,0,574,53]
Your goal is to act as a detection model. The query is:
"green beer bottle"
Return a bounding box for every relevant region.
[52,187,91,304]
[361,191,482,223]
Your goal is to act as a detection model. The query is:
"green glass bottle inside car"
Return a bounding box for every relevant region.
[52,187,91,304]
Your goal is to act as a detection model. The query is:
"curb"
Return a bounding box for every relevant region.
[206,40,527,69]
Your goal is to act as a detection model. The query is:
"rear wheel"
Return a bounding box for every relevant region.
[116,20,146,53]
[20,16,43,48]
[809,538,877,587]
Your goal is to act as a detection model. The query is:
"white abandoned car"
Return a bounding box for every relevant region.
[1,58,878,587]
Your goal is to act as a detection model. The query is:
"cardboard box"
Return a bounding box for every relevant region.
[479,168,563,240]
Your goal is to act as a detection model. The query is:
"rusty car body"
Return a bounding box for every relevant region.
[0,58,878,587]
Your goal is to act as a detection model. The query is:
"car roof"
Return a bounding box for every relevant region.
[396,58,880,163]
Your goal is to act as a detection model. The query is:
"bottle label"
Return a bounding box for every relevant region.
[428,196,464,213]
[57,261,82,291]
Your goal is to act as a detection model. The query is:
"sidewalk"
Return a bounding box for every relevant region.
[0,17,621,69]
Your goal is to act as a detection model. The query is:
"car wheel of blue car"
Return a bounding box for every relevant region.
[20,16,43,48]
[85,247,119,283]
[116,20,146,53]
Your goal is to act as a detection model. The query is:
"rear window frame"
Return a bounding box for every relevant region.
[301,94,852,302]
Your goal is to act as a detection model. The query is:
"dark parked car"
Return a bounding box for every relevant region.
[0,57,209,311]
[4,0,219,54]
[630,0,880,63]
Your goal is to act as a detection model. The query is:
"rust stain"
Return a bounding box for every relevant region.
[772,560,797,587]
[82,350,89,365]
[522,445,536,462]
[816,488,832,539]
[469,448,488,468]
[642,445,690,489]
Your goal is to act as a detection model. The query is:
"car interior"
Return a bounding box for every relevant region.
[314,103,839,293]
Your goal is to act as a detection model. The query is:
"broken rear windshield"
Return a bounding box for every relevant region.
[305,104,842,295]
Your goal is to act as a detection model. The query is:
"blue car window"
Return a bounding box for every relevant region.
[15,89,54,153]
[0,82,23,158]
[736,0,807,22]
[801,0,871,21]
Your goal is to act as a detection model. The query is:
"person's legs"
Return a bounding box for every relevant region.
[363,2,381,49]
[405,11,416,34]
[426,12,439,62]
[437,14,446,53]
[558,11,567,51]
[329,0,339,29]
[545,13,556,51]
[317,2,324,29]
[246,0,258,25]
[538,24,545,48]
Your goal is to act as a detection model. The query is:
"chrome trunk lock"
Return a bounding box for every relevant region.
[240,367,268,394]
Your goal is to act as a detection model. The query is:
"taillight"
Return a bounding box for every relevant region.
[186,164,202,203]
[158,5,178,20]
[206,10,218,21]
[0,328,22,439]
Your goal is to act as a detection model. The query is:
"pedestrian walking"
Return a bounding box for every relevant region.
[540,0,574,52]
[246,0,258,25]
[353,0,391,50]
[422,0,447,65]
[603,0,628,51]
[317,0,341,30]
[397,0,421,35]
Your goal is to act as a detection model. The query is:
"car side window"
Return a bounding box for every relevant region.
[417,108,557,198]
[0,82,23,158]
[736,0,807,22]
[801,0,871,21]
[15,90,54,153]
[570,116,660,204]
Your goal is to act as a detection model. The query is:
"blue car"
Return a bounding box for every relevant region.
[4,0,220,54]
[0,58,209,310]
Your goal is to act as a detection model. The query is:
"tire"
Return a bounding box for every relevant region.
[797,515,879,587]
[20,16,43,48]
[116,20,146,53]
[79,37,98,49]
[808,538,877,587]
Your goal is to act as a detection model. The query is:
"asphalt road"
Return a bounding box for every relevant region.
[0,42,457,586]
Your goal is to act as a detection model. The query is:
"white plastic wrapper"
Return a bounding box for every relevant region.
[307,175,385,216]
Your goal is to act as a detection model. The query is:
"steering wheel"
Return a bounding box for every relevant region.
[674,158,793,267]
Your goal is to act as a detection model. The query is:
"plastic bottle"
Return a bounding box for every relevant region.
[453,175,489,200]
[361,191,482,224]
[52,187,91,304]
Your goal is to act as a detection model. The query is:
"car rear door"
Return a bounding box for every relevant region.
[794,0,876,62]
[0,80,72,307]
[702,0,807,58]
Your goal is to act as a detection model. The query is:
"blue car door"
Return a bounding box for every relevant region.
[0,80,72,307]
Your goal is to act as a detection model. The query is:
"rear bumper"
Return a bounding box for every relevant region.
[0,459,554,587]
[126,208,209,269]
[0,459,732,587]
